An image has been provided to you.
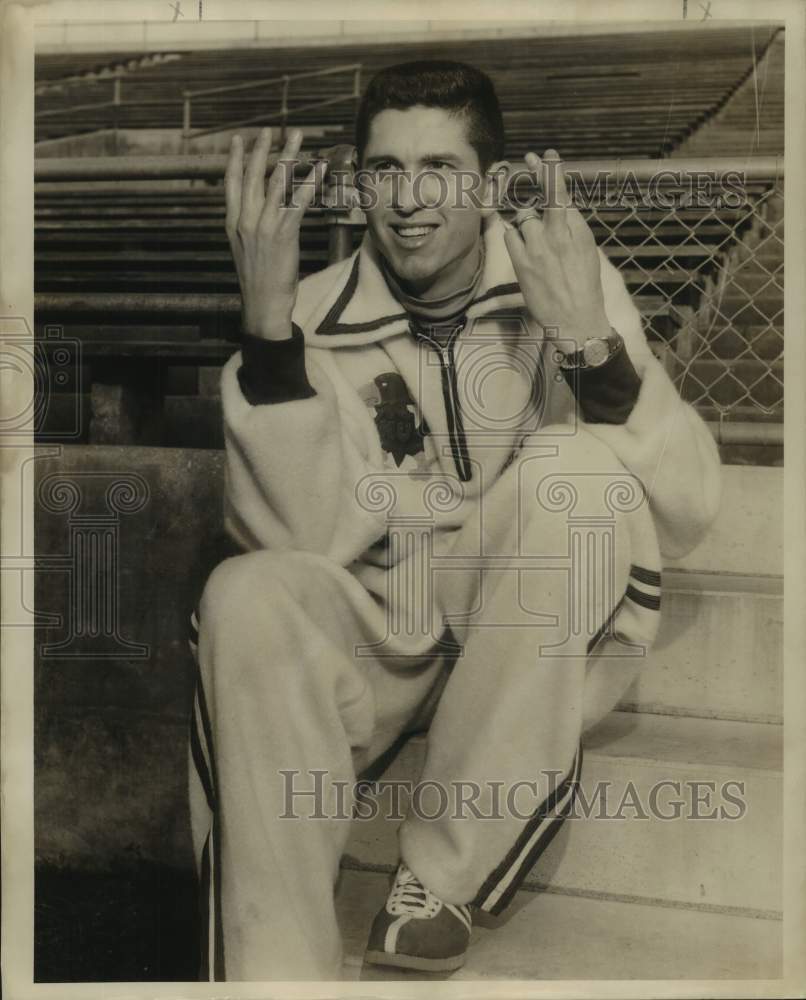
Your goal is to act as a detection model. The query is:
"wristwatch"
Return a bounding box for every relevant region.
[558,328,624,371]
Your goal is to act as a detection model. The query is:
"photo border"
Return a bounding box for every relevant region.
[2,1,804,997]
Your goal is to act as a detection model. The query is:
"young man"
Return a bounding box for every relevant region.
[188,61,721,981]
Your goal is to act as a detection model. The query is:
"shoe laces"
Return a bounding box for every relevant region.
[387,863,442,918]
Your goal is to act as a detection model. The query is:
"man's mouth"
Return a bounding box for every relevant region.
[389,223,439,248]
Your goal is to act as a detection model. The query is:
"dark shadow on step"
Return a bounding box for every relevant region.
[359,962,461,982]
[35,863,200,982]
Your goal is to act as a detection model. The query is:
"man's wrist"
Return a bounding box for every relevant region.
[560,316,612,353]
[242,299,296,341]
[244,319,295,342]
[559,327,643,425]
[558,328,622,371]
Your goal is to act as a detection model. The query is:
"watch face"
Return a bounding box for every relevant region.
[583,338,610,367]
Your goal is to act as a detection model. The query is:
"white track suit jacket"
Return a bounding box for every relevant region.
[219,213,722,652]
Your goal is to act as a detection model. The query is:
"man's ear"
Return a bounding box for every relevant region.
[480,159,512,218]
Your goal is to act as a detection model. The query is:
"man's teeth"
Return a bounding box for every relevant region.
[395,225,436,237]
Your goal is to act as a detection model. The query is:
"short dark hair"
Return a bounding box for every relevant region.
[354,60,505,170]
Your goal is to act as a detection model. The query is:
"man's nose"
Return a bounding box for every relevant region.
[392,170,419,215]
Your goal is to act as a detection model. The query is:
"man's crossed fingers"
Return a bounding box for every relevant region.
[506,149,592,259]
[501,148,608,346]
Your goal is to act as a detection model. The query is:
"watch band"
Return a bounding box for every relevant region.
[558,328,624,371]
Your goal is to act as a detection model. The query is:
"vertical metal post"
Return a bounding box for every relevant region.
[353,66,362,119]
[328,221,353,264]
[182,91,191,153]
[112,74,122,153]
[280,75,289,144]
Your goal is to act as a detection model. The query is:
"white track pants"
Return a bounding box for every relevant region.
[188,426,661,981]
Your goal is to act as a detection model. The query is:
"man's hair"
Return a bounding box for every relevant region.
[354,60,505,170]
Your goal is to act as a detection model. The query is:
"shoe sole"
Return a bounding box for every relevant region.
[363,949,467,973]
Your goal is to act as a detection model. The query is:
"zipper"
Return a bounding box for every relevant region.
[409,317,473,482]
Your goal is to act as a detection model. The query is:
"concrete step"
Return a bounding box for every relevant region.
[619,463,782,722]
[343,712,782,914]
[667,465,781,577]
[336,868,781,981]
[619,574,782,723]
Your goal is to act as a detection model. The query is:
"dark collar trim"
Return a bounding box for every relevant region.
[316,256,408,336]
[469,282,522,307]
[316,255,359,334]
[315,257,523,338]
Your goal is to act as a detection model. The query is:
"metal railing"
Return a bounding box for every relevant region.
[33,153,784,446]
[181,63,362,144]
[35,62,362,149]
[36,72,123,126]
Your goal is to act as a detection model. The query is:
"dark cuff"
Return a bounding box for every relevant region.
[562,338,643,425]
[236,323,317,405]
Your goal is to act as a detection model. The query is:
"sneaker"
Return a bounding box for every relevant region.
[364,862,472,973]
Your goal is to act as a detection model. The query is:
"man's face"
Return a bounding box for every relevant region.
[359,106,494,295]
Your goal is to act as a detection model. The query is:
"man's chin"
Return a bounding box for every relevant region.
[382,248,442,286]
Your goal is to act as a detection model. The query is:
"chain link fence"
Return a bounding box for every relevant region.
[327,157,784,445]
[564,165,784,443]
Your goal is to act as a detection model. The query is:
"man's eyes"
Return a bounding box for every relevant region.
[369,161,455,173]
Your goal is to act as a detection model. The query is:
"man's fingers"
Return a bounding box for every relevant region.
[267,129,304,208]
[274,158,328,226]
[543,149,571,208]
[511,203,546,250]
[527,148,570,236]
[294,158,329,214]
[224,134,244,238]
[243,127,273,216]
[279,127,305,163]
[502,217,529,270]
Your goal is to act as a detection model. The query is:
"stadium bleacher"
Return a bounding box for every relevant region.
[36,26,781,157]
[673,29,785,157]
[33,25,784,451]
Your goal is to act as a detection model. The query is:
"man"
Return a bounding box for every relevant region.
[188,60,721,982]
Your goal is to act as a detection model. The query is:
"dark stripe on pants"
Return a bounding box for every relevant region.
[199,831,212,980]
[625,584,661,610]
[194,654,227,981]
[190,695,216,813]
[586,597,625,655]
[471,746,583,912]
[487,750,583,915]
[629,564,661,587]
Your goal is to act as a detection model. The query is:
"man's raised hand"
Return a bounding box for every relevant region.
[503,149,610,352]
[225,127,328,341]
